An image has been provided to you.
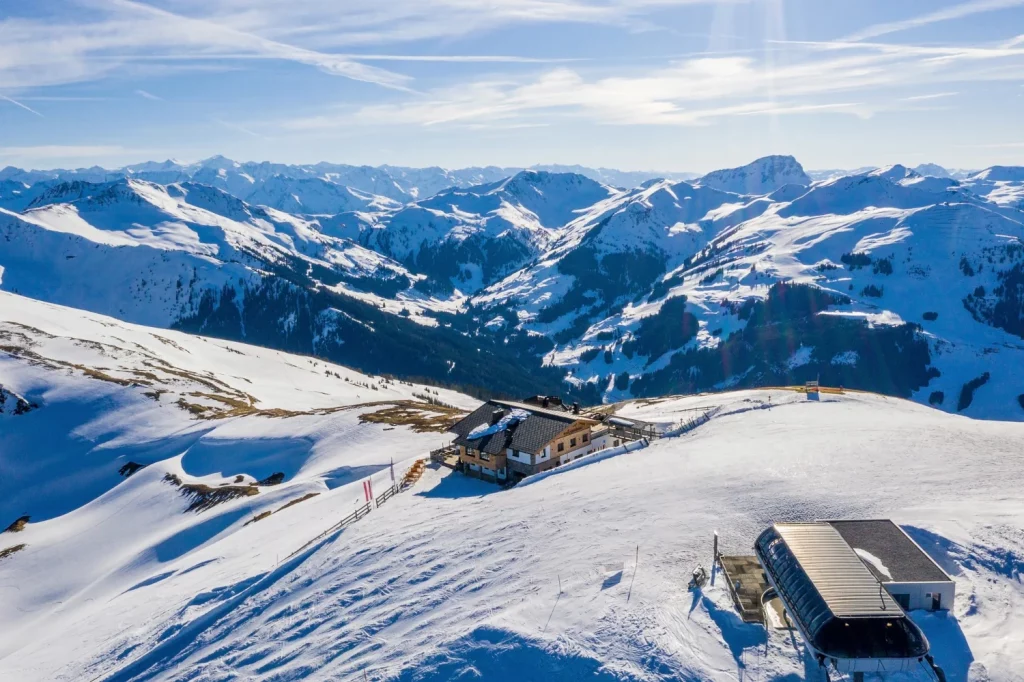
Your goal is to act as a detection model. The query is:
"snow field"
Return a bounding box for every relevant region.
[2,387,1019,681]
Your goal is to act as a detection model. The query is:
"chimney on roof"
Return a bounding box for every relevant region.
[542,396,550,408]
[572,402,580,415]
[490,409,505,425]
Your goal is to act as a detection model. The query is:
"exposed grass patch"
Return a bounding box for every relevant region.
[244,511,272,527]
[81,367,145,387]
[359,401,463,433]
[0,544,26,562]
[176,398,210,416]
[164,473,259,513]
[276,492,320,513]
[4,516,29,533]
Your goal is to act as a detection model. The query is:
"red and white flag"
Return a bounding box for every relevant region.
[363,479,373,502]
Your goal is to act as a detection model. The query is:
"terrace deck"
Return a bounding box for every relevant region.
[718,555,768,624]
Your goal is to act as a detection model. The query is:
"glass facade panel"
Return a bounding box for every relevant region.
[755,527,928,660]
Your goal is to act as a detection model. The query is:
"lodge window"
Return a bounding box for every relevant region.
[480,451,491,461]
[557,442,564,452]
[570,437,577,447]
[582,433,589,442]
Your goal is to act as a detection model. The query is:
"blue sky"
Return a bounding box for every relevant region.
[1,0,1022,172]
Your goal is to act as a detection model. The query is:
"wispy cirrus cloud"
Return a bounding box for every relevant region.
[212,117,267,139]
[0,144,130,160]
[281,36,1023,130]
[0,94,44,117]
[0,0,732,94]
[899,91,958,101]
[135,88,163,101]
[842,0,1024,41]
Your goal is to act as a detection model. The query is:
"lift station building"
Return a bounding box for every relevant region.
[754,520,954,674]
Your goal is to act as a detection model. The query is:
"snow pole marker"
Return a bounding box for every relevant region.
[711,531,719,586]
[627,544,638,602]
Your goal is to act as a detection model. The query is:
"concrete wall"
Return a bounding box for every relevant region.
[885,581,955,611]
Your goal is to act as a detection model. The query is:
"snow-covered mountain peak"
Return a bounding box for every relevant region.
[970,165,1024,182]
[697,154,812,195]
[912,162,952,178]
[869,164,920,181]
[197,154,241,171]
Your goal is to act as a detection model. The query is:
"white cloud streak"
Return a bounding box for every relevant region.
[0,94,44,117]
[0,0,731,93]
[899,91,958,101]
[135,88,163,100]
[213,117,266,138]
[843,0,1024,42]
[281,38,1024,130]
[0,144,128,160]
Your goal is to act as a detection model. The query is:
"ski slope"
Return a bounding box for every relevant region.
[0,293,482,681]
[2,317,1022,682]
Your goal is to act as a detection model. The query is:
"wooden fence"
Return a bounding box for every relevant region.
[375,482,400,507]
[663,410,712,437]
[430,444,457,464]
[287,481,403,559]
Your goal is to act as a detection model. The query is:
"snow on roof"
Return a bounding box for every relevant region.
[608,416,640,427]
[451,400,589,455]
[467,409,528,440]
[829,519,951,584]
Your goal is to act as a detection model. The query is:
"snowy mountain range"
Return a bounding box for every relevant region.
[1,154,1023,419]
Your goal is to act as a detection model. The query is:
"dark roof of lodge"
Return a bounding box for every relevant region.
[828,520,951,584]
[755,522,929,660]
[450,399,592,456]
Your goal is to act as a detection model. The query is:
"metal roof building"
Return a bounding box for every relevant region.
[755,522,930,673]
[829,519,955,612]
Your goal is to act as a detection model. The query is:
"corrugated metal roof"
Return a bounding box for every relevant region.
[775,522,901,618]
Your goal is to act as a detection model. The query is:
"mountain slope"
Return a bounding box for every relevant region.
[2,375,1021,681]
[0,292,482,679]
[469,169,1024,417]
[328,170,618,294]
[3,155,1024,416]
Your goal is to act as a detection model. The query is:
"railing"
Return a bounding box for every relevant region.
[430,443,457,464]
[375,482,400,507]
[663,410,711,438]
[286,478,409,560]
[287,501,372,558]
